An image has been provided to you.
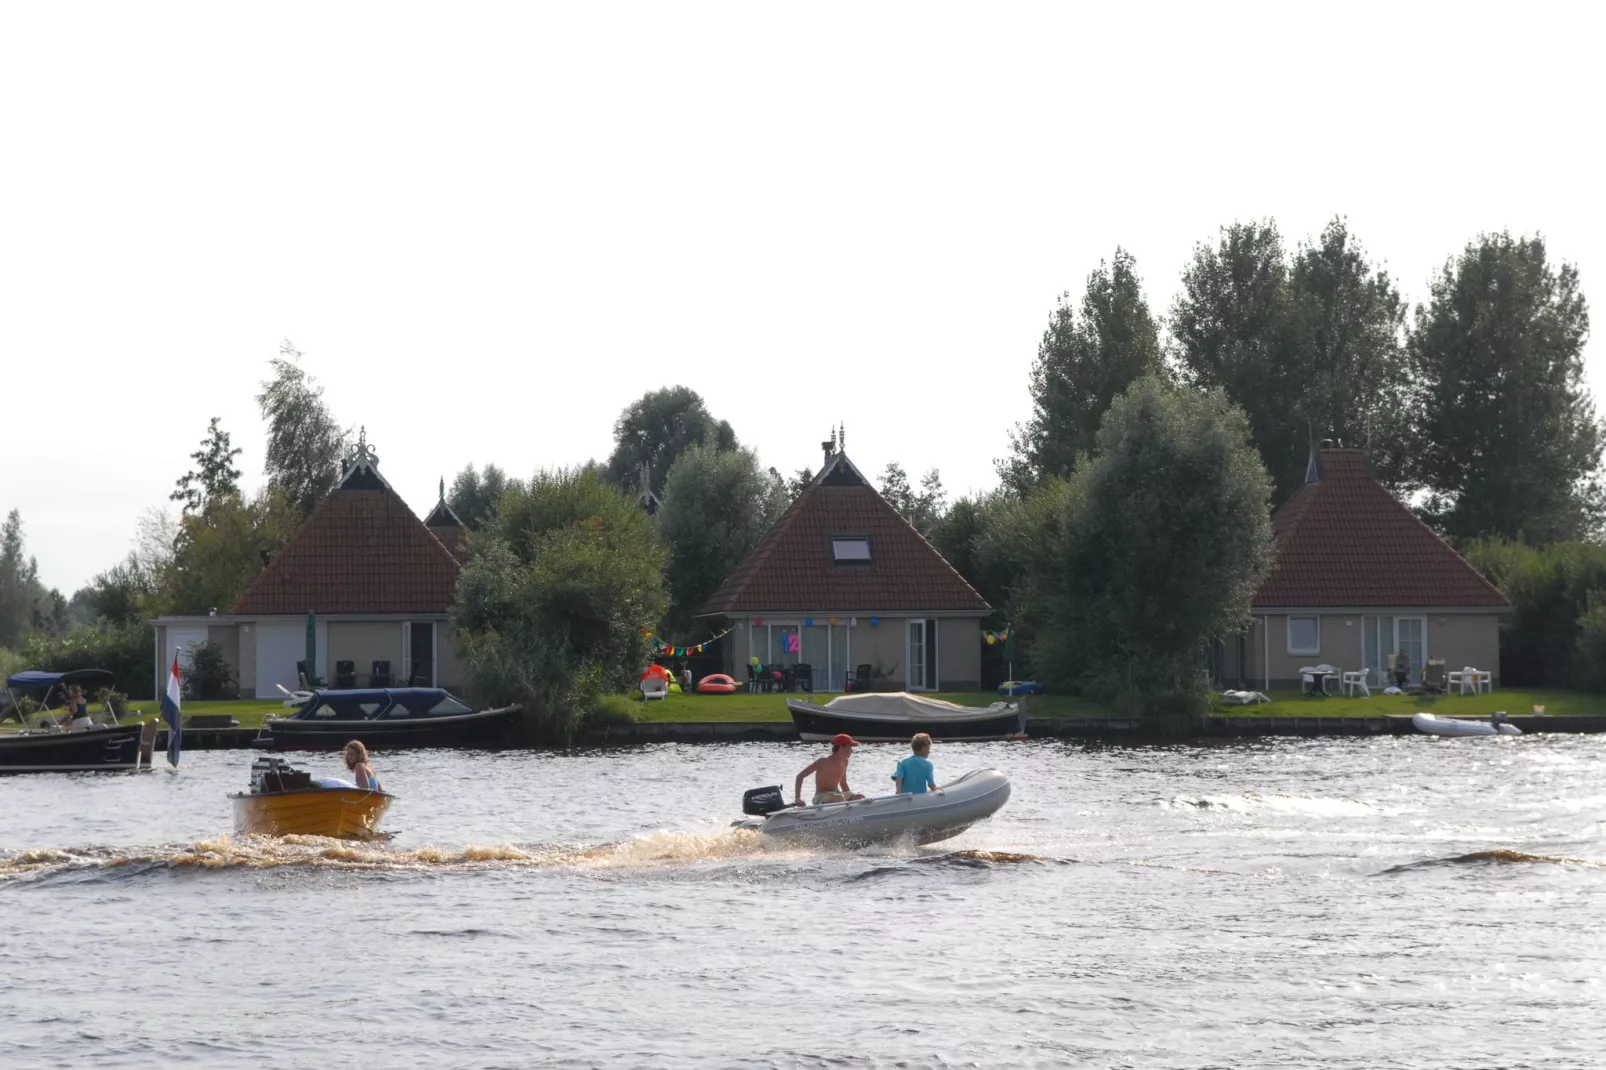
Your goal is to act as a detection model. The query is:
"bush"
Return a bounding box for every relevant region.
[1464,538,1606,688]
[183,640,235,700]
[93,688,130,717]
[581,694,641,731]
[20,622,156,699]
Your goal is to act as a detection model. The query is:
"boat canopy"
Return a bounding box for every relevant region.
[6,669,117,692]
[291,688,476,721]
[821,692,1015,719]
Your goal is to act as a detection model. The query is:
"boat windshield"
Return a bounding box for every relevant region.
[387,690,474,717]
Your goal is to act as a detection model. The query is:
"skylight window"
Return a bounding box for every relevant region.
[832,536,871,563]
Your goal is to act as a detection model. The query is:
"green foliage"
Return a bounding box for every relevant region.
[20,622,157,700]
[170,417,243,514]
[0,508,47,649]
[447,463,516,531]
[452,467,667,744]
[257,340,348,514]
[929,489,1029,625]
[657,443,786,635]
[1003,248,1165,490]
[1171,218,1407,501]
[1017,376,1273,721]
[1463,537,1606,688]
[1571,593,1606,694]
[72,553,160,625]
[160,489,300,616]
[604,386,737,496]
[877,463,947,535]
[1406,232,1600,543]
[183,640,236,700]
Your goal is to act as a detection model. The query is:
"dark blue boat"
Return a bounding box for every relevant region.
[1,669,148,773]
[254,687,519,750]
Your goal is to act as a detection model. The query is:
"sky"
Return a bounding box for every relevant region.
[3,2,1602,596]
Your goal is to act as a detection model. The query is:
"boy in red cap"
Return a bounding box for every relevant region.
[793,733,865,806]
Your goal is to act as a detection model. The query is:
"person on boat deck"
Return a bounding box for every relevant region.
[343,740,381,791]
[892,733,937,795]
[794,733,864,806]
[61,685,91,731]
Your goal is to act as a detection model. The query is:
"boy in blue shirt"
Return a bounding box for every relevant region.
[892,732,937,794]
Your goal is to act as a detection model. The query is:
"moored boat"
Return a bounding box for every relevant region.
[733,768,1012,846]
[1412,712,1521,737]
[230,755,393,839]
[785,692,1026,743]
[254,687,519,750]
[1,669,149,774]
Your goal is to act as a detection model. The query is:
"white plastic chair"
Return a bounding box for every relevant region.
[1471,668,1493,694]
[641,676,668,701]
[1447,668,1467,694]
[1340,670,1370,697]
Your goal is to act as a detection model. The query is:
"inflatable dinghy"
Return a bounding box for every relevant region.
[1412,713,1521,737]
[733,768,1011,846]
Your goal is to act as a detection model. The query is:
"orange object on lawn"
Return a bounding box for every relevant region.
[696,674,738,694]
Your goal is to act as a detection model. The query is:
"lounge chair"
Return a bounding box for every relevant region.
[1422,658,1447,695]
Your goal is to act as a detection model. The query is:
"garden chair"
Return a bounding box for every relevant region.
[641,675,668,701]
[335,660,356,689]
[1340,669,1370,697]
[371,660,392,688]
[845,664,872,692]
[1422,658,1447,695]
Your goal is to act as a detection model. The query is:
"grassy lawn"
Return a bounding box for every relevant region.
[125,698,288,729]
[630,689,1109,722]
[1216,688,1594,718]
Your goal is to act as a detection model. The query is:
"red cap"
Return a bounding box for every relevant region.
[831,733,859,747]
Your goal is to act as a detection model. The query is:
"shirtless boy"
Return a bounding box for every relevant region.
[794,733,865,805]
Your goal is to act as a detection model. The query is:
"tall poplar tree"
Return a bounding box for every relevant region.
[1002,248,1163,490]
[257,341,348,515]
[1407,232,1600,543]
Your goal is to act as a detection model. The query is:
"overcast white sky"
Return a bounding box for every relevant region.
[3,2,1601,595]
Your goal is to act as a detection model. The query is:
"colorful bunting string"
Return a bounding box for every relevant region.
[642,626,733,659]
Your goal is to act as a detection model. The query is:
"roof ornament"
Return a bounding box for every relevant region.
[336,425,394,491]
[438,476,446,503]
[350,426,379,471]
[821,426,837,466]
[637,462,661,516]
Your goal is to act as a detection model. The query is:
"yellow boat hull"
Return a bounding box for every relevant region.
[230,788,393,839]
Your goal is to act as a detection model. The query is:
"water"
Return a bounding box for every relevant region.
[4,736,1606,1069]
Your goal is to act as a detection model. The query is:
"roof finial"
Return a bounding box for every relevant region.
[438,476,445,503]
[839,421,845,451]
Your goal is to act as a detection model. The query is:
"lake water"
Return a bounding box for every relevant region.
[3,735,1605,1068]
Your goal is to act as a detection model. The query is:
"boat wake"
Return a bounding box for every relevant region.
[1377,848,1605,874]
[1166,792,1388,818]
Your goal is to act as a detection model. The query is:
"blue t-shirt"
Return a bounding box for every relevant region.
[892,754,936,794]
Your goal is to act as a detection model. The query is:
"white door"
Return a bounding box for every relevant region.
[160,626,207,696]
[907,620,927,690]
[254,622,306,699]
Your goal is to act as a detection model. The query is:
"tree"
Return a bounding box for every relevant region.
[160,489,301,616]
[71,554,157,625]
[0,509,46,649]
[658,444,788,635]
[1171,218,1406,501]
[603,386,737,496]
[257,340,348,515]
[878,462,948,535]
[1017,376,1272,724]
[452,467,666,743]
[1406,232,1600,543]
[929,489,1025,620]
[170,417,243,514]
[448,463,515,531]
[1002,248,1165,489]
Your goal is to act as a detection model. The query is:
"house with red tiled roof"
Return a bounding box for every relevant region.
[1221,447,1511,690]
[152,437,466,698]
[699,440,991,692]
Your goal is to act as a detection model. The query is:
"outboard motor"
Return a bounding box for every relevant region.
[742,784,787,815]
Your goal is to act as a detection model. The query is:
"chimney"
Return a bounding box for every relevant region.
[259,550,273,568]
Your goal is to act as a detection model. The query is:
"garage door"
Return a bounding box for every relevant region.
[254,622,306,699]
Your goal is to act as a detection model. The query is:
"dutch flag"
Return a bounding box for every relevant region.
[160,652,182,767]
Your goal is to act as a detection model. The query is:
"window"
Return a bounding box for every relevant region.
[831,536,871,562]
[1287,616,1320,655]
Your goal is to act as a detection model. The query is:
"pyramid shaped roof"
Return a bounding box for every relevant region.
[232,448,461,615]
[699,451,990,616]
[1253,449,1509,609]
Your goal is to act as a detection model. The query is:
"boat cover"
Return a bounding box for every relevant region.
[6,669,116,691]
[821,692,1014,720]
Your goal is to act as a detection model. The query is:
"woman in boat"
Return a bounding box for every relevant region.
[62,685,91,731]
[343,740,381,791]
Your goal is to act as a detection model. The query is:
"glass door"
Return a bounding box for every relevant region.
[1364,615,1425,684]
[1397,617,1426,680]
[907,620,927,690]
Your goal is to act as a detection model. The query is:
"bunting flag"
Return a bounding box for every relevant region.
[642,626,733,659]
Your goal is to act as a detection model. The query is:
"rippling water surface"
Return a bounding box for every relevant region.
[4,735,1606,1068]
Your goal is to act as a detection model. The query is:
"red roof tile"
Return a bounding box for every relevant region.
[700,454,990,615]
[1254,449,1509,609]
[231,486,462,615]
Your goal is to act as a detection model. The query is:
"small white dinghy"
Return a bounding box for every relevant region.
[1412,713,1521,737]
[732,768,1011,846]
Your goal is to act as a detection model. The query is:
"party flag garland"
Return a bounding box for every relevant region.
[641,626,733,659]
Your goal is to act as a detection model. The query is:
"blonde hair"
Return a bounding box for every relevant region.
[343,740,369,769]
[911,732,932,755]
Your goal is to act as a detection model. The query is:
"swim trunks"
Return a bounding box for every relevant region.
[812,789,850,805]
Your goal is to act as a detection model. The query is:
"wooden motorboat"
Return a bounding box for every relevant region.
[254,687,519,750]
[1,669,149,773]
[230,755,393,839]
[733,768,1012,846]
[785,692,1026,742]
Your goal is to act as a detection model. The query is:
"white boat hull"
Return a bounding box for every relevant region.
[1413,713,1521,737]
[734,768,1011,846]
